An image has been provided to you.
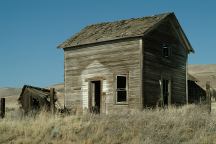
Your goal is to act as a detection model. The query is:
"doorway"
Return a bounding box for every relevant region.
[89,81,101,113]
[162,79,171,106]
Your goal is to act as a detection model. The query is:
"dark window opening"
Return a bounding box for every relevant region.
[162,44,171,57]
[117,76,126,89]
[116,75,127,103]
[117,91,127,102]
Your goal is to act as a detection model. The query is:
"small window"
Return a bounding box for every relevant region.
[116,75,127,103]
[162,44,171,57]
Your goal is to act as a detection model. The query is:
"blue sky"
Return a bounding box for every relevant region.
[0,0,215,88]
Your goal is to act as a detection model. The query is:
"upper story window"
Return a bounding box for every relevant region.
[116,75,128,104]
[162,44,172,58]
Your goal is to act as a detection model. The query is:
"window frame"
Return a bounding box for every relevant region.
[115,74,128,104]
[162,43,172,58]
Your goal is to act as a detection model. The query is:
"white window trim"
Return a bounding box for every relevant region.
[115,74,128,105]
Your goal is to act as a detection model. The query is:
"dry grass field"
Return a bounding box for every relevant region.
[1,65,216,143]
[1,105,216,144]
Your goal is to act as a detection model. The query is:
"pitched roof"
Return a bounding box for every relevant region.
[188,73,199,82]
[58,12,194,53]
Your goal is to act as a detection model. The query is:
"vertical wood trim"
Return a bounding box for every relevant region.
[50,88,55,114]
[139,39,143,110]
[64,50,66,108]
[88,82,91,112]
[92,83,95,107]
[186,55,188,104]
[160,75,164,107]
[113,74,117,104]
[206,81,211,113]
[100,80,103,114]
[168,80,172,106]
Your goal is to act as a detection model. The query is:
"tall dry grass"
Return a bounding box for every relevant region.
[0,105,216,144]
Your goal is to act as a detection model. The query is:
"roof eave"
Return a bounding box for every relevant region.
[177,25,194,54]
[59,35,143,49]
[166,14,195,54]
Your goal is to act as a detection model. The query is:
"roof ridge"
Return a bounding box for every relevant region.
[86,12,173,28]
[58,12,173,48]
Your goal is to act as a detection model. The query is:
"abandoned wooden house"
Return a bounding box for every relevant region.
[18,85,57,113]
[187,74,206,104]
[58,12,194,114]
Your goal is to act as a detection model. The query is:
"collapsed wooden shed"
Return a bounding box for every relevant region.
[18,85,57,113]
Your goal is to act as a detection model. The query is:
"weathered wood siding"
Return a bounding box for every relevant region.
[64,38,142,113]
[143,20,187,107]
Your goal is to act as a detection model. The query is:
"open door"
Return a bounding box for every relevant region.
[89,81,101,113]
